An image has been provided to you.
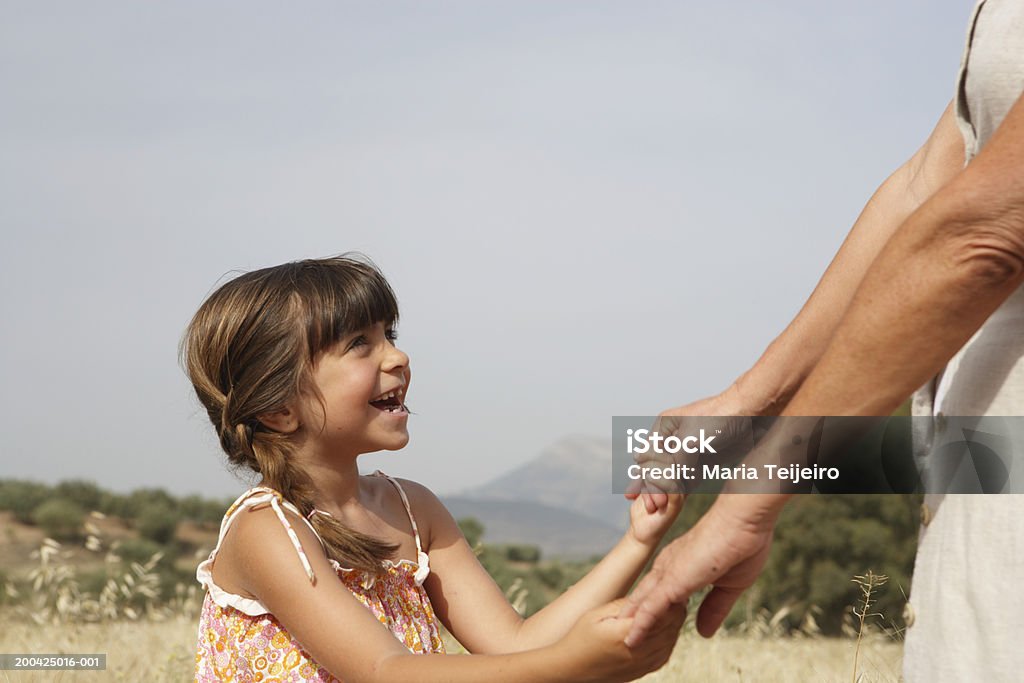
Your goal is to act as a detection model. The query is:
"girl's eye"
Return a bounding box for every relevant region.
[385,329,398,342]
[349,335,368,349]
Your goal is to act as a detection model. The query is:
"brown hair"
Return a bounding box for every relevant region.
[181,255,400,572]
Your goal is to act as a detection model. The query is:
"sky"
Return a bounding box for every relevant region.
[0,1,973,499]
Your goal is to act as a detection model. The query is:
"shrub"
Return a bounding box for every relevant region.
[136,502,181,545]
[179,495,230,525]
[97,490,130,518]
[0,480,53,523]
[457,517,484,548]
[32,498,86,540]
[110,488,178,520]
[54,480,103,512]
[535,564,565,589]
[740,494,920,635]
[116,538,165,566]
[77,568,110,596]
[503,544,541,563]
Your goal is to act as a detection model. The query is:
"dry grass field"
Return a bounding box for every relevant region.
[0,509,904,682]
[637,634,901,682]
[0,616,901,682]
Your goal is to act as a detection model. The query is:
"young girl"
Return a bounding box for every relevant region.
[184,255,684,682]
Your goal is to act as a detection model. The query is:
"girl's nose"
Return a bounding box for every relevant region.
[383,344,409,371]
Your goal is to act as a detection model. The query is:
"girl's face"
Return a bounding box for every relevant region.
[299,321,411,457]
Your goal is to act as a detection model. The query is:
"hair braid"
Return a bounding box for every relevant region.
[250,433,398,573]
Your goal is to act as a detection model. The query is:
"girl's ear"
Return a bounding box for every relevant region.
[257,406,300,434]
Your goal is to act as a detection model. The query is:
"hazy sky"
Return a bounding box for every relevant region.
[1,1,972,498]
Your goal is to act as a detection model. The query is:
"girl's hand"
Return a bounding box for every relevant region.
[558,599,683,682]
[626,487,684,548]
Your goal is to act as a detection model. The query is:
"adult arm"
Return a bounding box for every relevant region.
[782,92,1024,415]
[625,97,1016,645]
[666,100,964,418]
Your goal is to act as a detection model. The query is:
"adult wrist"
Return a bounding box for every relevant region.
[731,365,800,417]
[713,492,789,533]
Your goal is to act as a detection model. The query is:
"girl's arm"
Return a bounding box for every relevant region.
[404,480,682,654]
[219,503,679,682]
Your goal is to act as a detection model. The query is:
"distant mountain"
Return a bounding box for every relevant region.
[457,434,630,531]
[440,496,622,560]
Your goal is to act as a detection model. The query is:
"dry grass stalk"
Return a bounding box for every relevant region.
[850,570,889,683]
[9,527,200,626]
[503,577,529,616]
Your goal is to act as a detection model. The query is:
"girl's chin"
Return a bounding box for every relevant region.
[378,429,410,451]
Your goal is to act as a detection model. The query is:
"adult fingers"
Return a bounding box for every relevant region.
[646,601,687,642]
[623,584,678,648]
[634,606,686,671]
[695,585,745,638]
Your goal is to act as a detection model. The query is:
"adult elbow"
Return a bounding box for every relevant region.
[951,229,1024,291]
[961,246,1024,287]
[934,180,1024,290]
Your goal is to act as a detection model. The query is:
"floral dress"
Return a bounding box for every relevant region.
[193,473,445,682]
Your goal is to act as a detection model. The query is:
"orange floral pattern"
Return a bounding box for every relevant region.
[193,485,445,682]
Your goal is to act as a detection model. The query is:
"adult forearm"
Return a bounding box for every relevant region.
[734,168,943,414]
[783,181,1024,417]
[733,104,963,416]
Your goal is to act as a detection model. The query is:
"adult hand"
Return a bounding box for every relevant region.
[620,387,780,647]
[659,385,748,419]
[660,389,758,462]
[621,494,779,647]
[628,391,757,512]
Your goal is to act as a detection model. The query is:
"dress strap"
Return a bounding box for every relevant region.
[373,471,430,585]
[226,487,317,585]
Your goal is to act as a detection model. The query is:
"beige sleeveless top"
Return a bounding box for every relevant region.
[914,0,1024,420]
[905,2,1024,681]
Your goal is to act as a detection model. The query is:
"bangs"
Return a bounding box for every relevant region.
[294,257,400,358]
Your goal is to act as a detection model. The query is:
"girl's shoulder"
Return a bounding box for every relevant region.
[364,472,453,551]
[220,486,321,556]
[204,487,325,606]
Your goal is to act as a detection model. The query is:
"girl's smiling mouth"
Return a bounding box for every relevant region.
[368,387,406,413]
